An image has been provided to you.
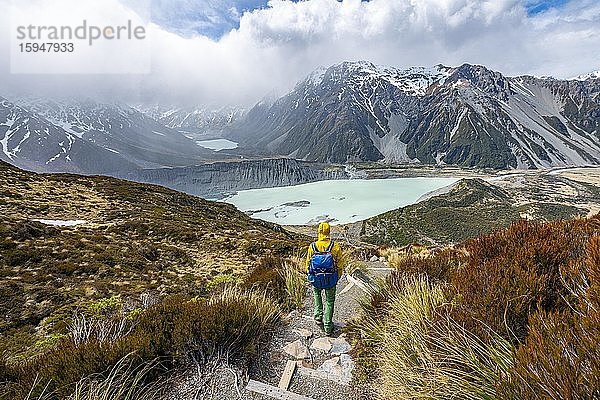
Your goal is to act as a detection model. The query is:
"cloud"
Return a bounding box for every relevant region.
[0,0,599,107]
[132,0,270,39]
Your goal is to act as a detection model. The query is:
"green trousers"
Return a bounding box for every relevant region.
[313,286,336,333]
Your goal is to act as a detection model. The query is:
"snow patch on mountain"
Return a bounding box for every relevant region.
[32,219,87,226]
[307,66,328,86]
[368,112,420,163]
[307,61,452,96]
[0,117,17,159]
[135,104,245,137]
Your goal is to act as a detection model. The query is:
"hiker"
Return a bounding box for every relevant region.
[306,221,344,336]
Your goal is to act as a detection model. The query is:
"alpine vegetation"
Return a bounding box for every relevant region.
[0,160,306,399]
[1,287,281,399]
[348,215,600,399]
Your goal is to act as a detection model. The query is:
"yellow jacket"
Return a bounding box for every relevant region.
[305,221,344,276]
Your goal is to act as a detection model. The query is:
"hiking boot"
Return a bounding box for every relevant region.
[324,329,334,337]
[314,317,323,326]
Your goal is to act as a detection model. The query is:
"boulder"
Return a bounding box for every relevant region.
[310,337,332,352]
[283,340,311,359]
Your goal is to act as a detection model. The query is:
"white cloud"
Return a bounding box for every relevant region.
[0,0,599,107]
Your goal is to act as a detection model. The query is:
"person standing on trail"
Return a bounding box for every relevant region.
[306,221,344,336]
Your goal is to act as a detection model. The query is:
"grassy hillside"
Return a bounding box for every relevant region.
[0,160,302,361]
[349,215,600,399]
[361,178,586,246]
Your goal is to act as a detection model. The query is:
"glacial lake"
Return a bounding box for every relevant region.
[196,139,238,151]
[223,177,458,225]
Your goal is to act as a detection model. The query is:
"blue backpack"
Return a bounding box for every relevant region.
[308,241,338,289]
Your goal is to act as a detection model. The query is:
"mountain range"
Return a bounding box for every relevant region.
[134,104,245,139]
[1,62,599,177]
[229,62,600,168]
[0,97,224,174]
[0,97,138,174]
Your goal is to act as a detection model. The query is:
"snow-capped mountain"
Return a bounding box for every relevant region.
[572,70,600,81]
[0,97,137,174]
[17,98,214,168]
[135,104,245,139]
[229,61,600,168]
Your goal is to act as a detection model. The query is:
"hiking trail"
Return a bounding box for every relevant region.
[245,257,391,400]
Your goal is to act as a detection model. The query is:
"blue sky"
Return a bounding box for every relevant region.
[154,0,574,39]
[525,0,570,15]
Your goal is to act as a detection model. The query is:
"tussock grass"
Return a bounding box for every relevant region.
[279,259,307,310]
[350,276,513,400]
[374,276,446,399]
[68,356,162,400]
[13,356,163,400]
[349,214,600,399]
[243,255,308,310]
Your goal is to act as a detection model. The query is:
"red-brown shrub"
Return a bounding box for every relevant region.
[449,218,599,341]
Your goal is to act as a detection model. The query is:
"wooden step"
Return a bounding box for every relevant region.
[278,360,297,390]
[246,379,315,400]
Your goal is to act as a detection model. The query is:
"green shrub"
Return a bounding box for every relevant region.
[86,296,123,317]
[206,274,236,291]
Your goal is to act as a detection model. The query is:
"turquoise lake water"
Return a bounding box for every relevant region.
[223,177,458,225]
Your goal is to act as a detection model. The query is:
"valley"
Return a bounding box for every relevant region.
[4,0,600,393]
[226,164,600,246]
[1,59,599,400]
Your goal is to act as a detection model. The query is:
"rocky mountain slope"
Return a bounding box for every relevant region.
[573,70,600,80]
[230,62,600,168]
[125,158,348,198]
[0,159,301,359]
[16,97,215,168]
[0,96,344,195]
[3,96,331,195]
[0,97,139,174]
